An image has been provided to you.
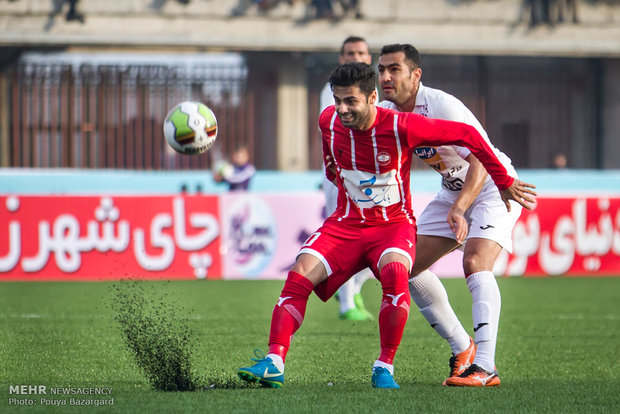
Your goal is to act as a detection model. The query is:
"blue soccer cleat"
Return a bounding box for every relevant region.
[237,350,284,388]
[371,366,400,389]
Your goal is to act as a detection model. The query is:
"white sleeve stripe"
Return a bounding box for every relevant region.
[329,112,349,221]
[329,112,337,160]
[349,129,356,169]
[372,127,379,174]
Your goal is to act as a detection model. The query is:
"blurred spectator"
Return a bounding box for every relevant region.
[213,146,256,191]
[232,0,295,16]
[337,0,363,19]
[301,0,365,23]
[555,0,578,23]
[44,0,84,31]
[65,0,84,22]
[311,0,335,19]
[516,0,578,28]
[300,0,336,22]
[150,0,192,9]
[552,152,568,169]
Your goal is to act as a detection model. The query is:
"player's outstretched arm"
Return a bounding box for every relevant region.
[499,179,538,212]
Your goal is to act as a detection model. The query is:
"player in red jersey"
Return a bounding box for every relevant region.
[237,62,536,389]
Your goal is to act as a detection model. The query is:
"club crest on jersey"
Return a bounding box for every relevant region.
[415,147,437,159]
[376,151,391,166]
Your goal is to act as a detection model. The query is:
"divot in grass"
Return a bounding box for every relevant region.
[111,281,204,391]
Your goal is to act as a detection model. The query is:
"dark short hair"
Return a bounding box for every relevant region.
[340,36,368,55]
[328,62,377,97]
[380,43,421,71]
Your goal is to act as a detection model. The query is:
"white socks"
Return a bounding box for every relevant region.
[337,279,356,314]
[337,268,373,314]
[373,359,394,375]
[409,270,471,355]
[266,353,285,372]
[467,271,501,373]
[353,268,372,292]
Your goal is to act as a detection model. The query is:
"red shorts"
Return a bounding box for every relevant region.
[298,218,417,301]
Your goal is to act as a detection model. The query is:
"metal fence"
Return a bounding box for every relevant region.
[6,53,251,171]
[3,51,607,172]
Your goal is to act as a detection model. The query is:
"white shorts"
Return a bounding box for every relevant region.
[416,183,522,253]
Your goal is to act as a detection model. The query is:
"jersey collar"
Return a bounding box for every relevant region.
[415,82,428,108]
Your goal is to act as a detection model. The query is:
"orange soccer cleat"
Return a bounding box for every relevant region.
[444,364,501,387]
[442,337,476,386]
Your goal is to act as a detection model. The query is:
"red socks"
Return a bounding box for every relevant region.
[268,271,314,361]
[378,262,411,365]
[267,263,409,366]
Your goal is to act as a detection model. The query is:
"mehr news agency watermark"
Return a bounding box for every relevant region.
[8,385,114,408]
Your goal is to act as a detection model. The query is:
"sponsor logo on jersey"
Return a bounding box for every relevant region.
[376,151,391,166]
[340,169,401,208]
[416,147,446,171]
[414,147,437,159]
[442,176,465,191]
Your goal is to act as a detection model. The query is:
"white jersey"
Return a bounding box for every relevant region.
[378,83,516,201]
[320,82,334,114]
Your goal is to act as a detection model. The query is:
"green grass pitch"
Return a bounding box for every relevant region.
[1,277,619,413]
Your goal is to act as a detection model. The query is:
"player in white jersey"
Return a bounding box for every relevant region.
[378,43,526,387]
[320,36,375,321]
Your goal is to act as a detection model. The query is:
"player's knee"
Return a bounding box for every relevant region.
[462,254,488,275]
[379,262,409,294]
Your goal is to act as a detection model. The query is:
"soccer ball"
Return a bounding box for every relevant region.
[163,101,218,155]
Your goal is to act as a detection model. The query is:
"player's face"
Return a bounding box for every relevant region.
[378,52,421,107]
[332,85,377,130]
[339,41,372,65]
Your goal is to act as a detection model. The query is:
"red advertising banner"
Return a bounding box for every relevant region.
[1,194,619,280]
[0,195,222,280]
[495,196,620,276]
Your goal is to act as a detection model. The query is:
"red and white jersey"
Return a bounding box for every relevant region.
[379,83,516,199]
[319,105,513,225]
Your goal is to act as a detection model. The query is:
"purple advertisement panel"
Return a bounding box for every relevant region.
[220,192,325,279]
[218,191,464,280]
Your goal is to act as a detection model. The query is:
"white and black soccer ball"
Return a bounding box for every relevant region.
[163,101,218,155]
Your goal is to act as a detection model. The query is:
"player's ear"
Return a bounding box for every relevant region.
[368,89,378,105]
[412,67,422,82]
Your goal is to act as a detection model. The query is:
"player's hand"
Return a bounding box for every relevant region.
[447,206,468,244]
[500,179,537,212]
[325,155,337,176]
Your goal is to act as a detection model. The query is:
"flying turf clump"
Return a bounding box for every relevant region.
[112,282,202,391]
